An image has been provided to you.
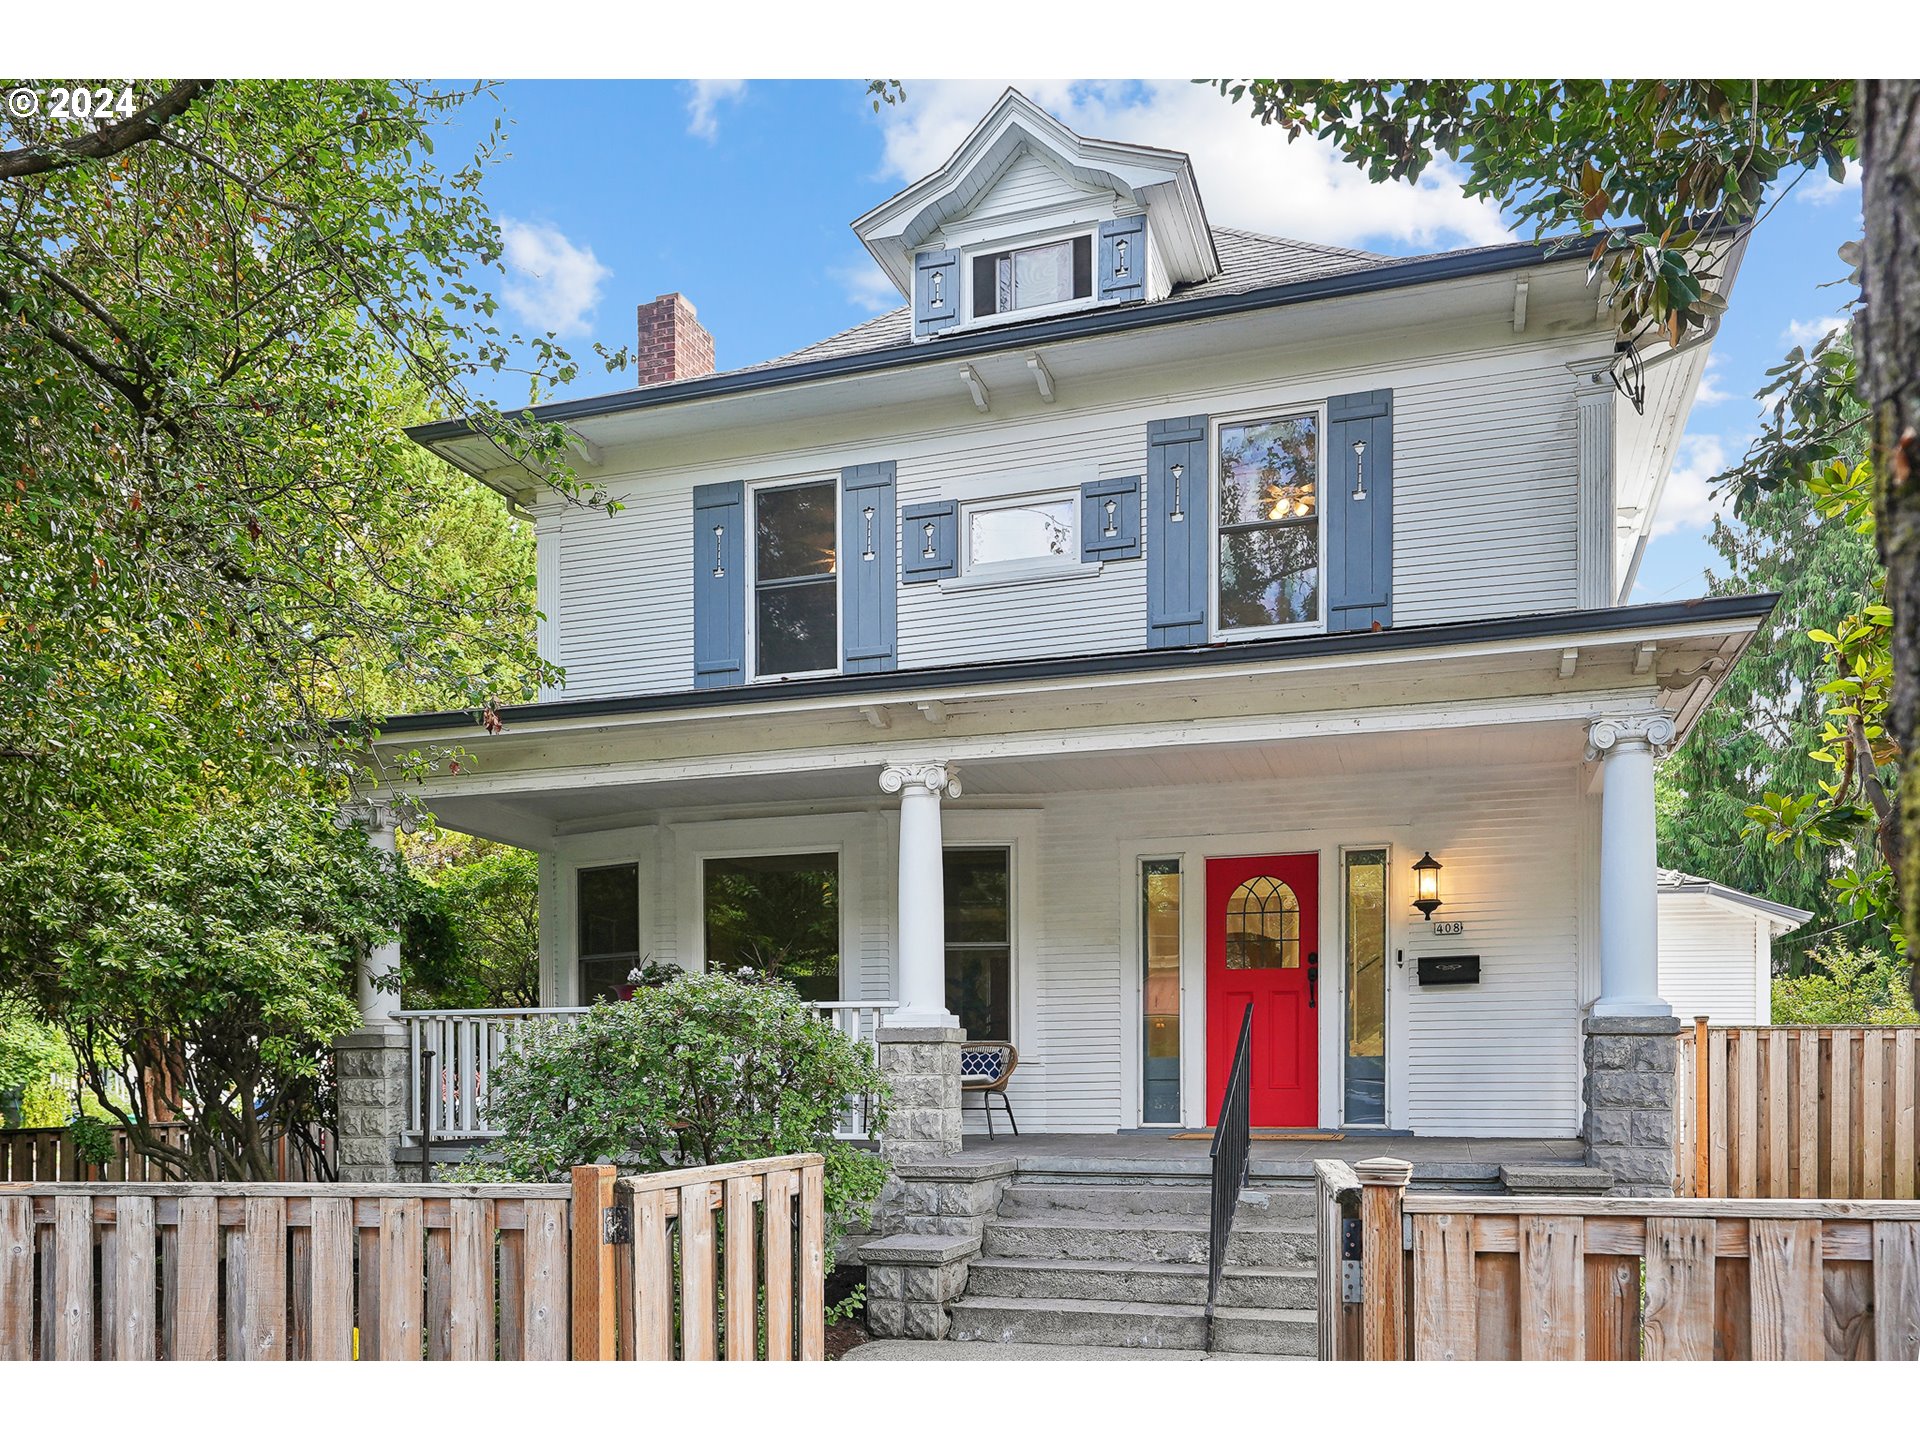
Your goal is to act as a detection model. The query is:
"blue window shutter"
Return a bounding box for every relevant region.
[841,462,897,673]
[1080,476,1142,560]
[913,249,960,339]
[900,501,957,582]
[692,480,745,687]
[1326,390,1394,633]
[1145,415,1210,648]
[1098,215,1147,303]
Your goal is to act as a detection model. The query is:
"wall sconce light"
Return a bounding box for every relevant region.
[1412,851,1443,918]
[1351,439,1368,501]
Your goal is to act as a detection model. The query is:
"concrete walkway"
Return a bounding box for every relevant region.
[844,1340,1306,1361]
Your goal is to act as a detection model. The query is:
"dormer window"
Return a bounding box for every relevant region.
[971,235,1093,320]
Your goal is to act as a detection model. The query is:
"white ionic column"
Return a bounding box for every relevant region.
[1586,714,1675,1016]
[880,761,962,1028]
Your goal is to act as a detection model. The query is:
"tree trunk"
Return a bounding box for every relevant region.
[1860,79,1920,1005]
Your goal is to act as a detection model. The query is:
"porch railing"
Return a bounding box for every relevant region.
[396,1001,898,1144]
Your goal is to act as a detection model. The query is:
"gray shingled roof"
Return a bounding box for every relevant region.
[752,227,1400,372]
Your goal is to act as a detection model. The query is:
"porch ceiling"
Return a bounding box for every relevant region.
[424,716,1586,842]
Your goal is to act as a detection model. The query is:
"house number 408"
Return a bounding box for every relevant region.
[1432,920,1465,936]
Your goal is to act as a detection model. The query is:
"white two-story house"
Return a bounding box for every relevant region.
[375,90,1766,1158]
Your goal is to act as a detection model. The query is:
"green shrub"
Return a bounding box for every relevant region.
[1772,944,1918,1024]
[466,972,889,1251]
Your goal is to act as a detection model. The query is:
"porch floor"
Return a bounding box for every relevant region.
[959,1130,1587,1187]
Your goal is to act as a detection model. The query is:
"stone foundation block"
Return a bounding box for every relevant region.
[858,1232,981,1341]
[333,1026,409,1183]
[875,1026,964,1166]
[1583,1014,1681,1197]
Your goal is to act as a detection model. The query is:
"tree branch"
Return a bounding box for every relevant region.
[0,80,216,180]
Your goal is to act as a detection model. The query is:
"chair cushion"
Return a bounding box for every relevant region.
[959,1048,1007,1082]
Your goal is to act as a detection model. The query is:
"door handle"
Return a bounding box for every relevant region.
[1307,950,1319,1009]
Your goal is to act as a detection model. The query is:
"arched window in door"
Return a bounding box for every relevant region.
[1224,876,1301,970]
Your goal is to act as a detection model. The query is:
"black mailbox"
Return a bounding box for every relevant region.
[1417,955,1481,986]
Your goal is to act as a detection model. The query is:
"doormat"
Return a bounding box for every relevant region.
[1171,1129,1347,1142]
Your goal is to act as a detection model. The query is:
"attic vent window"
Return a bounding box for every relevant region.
[972,235,1093,320]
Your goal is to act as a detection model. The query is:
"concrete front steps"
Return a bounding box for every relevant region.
[945,1178,1319,1357]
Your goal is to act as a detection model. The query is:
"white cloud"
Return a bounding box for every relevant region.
[1782,314,1847,349]
[499,219,610,337]
[686,80,747,142]
[836,260,902,314]
[868,80,1513,252]
[1693,356,1732,407]
[1796,169,1860,208]
[1650,434,1733,539]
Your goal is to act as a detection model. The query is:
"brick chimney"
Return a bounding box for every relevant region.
[634,292,715,385]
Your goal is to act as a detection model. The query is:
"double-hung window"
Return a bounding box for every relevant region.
[1216,412,1323,633]
[970,235,1093,320]
[751,478,838,678]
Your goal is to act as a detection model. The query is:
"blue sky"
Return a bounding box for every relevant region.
[440,79,1864,605]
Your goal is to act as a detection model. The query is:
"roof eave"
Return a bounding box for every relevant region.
[407,234,1594,472]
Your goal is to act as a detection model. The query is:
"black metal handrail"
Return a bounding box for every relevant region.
[1205,1002,1255,1352]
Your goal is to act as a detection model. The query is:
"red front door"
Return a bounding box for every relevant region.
[1207,853,1320,1128]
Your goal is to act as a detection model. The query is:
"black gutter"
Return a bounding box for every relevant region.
[368,592,1779,737]
[406,236,1594,448]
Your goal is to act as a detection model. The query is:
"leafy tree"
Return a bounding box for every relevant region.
[7,797,423,1179]
[0,80,623,1152]
[403,830,542,1009]
[1772,944,1917,1024]
[1209,79,1920,1001]
[466,973,889,1256]
[1658,387,1888,964]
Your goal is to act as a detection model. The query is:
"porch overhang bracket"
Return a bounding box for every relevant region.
[1025,353,1056,403]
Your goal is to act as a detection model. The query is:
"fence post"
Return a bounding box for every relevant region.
[570,1164,618,1361]
[1693,1017,1711,1198]
[1354,1157,1413,1361]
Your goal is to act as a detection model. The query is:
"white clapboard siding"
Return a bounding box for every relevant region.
[944,146,1106,232]
[538,758,1587,1137]
[1027,761,1583,1135]
[1657,896,1768,1025]
[536,335,1589,702]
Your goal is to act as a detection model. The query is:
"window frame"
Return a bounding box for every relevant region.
[744,473,841,684]
[1208,404,1330,642]
[1337,842,1395,1130]
[959,224,1099,331]
[693,841,849,1003]
[942,844,1015,1044]
[957,488,1081,579]
[575,860,643,1004]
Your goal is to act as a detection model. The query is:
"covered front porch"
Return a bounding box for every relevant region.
[347,600,1763,1174]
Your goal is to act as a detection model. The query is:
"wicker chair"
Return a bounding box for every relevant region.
[959,1042,1019,1136]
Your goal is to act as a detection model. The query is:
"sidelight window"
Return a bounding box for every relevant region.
[1342,849,1388,1125]
[1141,859,1182,1124]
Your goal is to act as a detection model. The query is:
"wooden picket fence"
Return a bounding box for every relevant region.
[1,1124,332,1184]
[0,1152,826,1360]
[1317,1157,1920,1361]
[1674,1023,1920,1199]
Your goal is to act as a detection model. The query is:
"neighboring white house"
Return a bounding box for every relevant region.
[1657,869,1812,1025]
[372,89,1765,1144]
